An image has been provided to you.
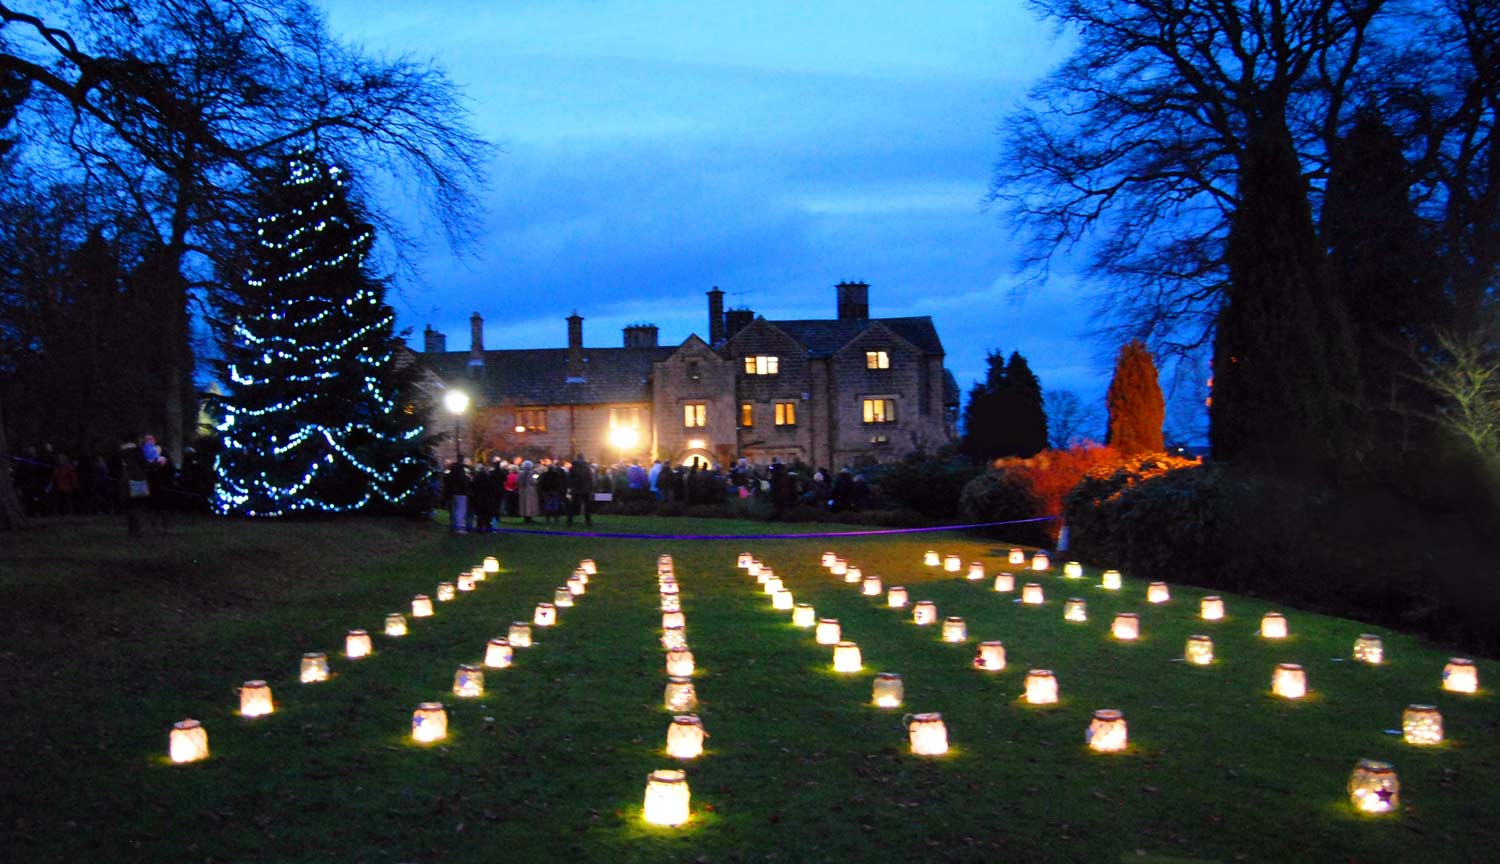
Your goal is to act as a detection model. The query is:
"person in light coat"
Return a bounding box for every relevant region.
[518,459,541,523]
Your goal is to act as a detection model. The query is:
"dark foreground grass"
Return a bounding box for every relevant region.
[1,513,1495,863]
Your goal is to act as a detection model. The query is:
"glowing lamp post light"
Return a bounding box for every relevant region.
[1147,582,1170,604]
[508,622,533,647]
[1261,612,1288,639]
[907,712,949,756]
[411,702,447,743]
[1009,548,1025,565]
[443,389,469,461]
[773,589,794,610]
[924,550,940,567]
[941,617,967,643]
[412,594,434,618]
[483,556,499,575]
[993,573,1015,593]
[1402,705,1443,745]
[485,638,513,668]
[169,719,209,763]
[1185,635,1214,665]
[534,602,557,627]
[666,647,695,677]
[385,613,408,637]
[662,610,686,630]
[1101,570,1122,591]
[1348,759,1400,814]
[1024,670,1058,704]
[862,575,882,596]
[1443,658,1478,693]
[1064,561,1083,579]
[300,652,329,683]
[833,641,863,672]
[1111,613,1140,641]
[554,586,574,607]
[608,425,639,462]
[1200,596,1226,620]
[967,561,985,581]
[666,715,706,760]
[436,582,456,602]
[1272,663,1308,699]
[664,677,698,712]
[1353,634,1385,665]
[816,618,842,645]
[974,641,1006,671]
[943,554,961,573]
[1086,709,1128,752]
[345,629,372,659]
[872,672,904,707]
[453,664,484,698]
[1063,598,1087,622]
[912,601,938,625]
[643,768,691,826]
[887,586,909,608]
[792,603,816,627]
[240,681,273,717]
[1022,583,1045,605]
[1031,551,1050,571]
[662,626,688,650]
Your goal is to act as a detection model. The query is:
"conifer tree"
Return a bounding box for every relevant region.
[964,350,1048,461]
[1105,340,1165,455]
[213,153,429,517]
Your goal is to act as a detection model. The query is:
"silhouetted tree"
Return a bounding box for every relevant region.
[1105,340,1164,456]
[965,350,1047,461]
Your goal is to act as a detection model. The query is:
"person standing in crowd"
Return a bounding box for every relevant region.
[648,459,664,500]
[539,458,565,523]
[443,458,470,533]
[518,459,540,524]
[502,462,519,520]
[566,453,594,526]
[49,453,79,515]
[471,460,500,533]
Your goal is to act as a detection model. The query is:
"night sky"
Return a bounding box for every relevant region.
[319,1,1123,433]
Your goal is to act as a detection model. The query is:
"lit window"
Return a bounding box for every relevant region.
[683,403,706,428]
[515,409,547,432]
[610,407,640,429]
[775,401,797,426]
[740,402,754,427]
[866,351,890,370]
[863,398,896,424]
[743,355,779,375]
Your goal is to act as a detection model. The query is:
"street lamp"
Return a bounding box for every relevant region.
[608,425,639,461]
[444,389,470,462]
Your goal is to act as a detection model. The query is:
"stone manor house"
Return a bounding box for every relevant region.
[414,282,959,469]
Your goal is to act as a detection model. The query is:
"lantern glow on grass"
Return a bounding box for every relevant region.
[887,587,909,608]
[534,602,558,626]
[821,551,837,568]
[1087,709,1127,752]
[793,603,816,627]
[453,664,484,697]
[816,619,842,645]
[663,610,686,630]
[664,677,697,712]
[913,601,937,625]
[1024,670,1058,704]
[662,626,688,650]
[831,559,848,577]
[483,556,499,574]
[411,702,447,743]
[842,566,861,585]
[437,582,456,602]
[1201,596,1225,620]
[740,552,754,569]
[509,622,533,647]
[660,581,679,596]
[666,648,694,677]
[974,641,1006,671]
[554,587,575,607]
[240,681,273,717]
[1064,599,1087,622]
[579,559,596,575]
[967,561,985,580]
[661,594,680,613]
[1272,663,1308,699]
[485,638,513,668]
[862,576,882,596]
[994,573,1015,593]
[457,572,475,592]
[666,715,706,759]
[907,712,948,756]
[412,594,434,617]
[873,672,903,707]
[1022,583,1044,605]
[1101,570,1122,591]
[1111,613,1140,641]
[1261,612,1288,639]
[169,719,209,763]
[643,768,691,827]
[1443,658,1478,693]
[471,565,486,583]
[300,652,329,683]
[924,550,940,566]
[1348,759,1400,813]
[568,575,586,596]
[1064,561,1083,578]
[833,641,862,672]
[763,576,784,595]
[345,629,372,659]
[747,560,762,578]
[385,613,407,637]
[943,554,961,573]
[1009,548,1025,565]
[1403,705,1443,745]
[1185,635,1214,665]
[1354,634,1384,665]
[1031,552,1050,571]
[1147,582,1170,604]
[942,617,967,642]
[773,589,794,610]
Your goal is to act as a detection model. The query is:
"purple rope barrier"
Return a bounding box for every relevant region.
[480,515,1056,541]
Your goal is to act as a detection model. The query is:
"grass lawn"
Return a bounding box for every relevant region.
[2,512,1495,862]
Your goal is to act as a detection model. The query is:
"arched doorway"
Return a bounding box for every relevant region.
[678,450,714,470]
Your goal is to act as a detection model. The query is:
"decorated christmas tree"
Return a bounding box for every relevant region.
[213,152,430,517]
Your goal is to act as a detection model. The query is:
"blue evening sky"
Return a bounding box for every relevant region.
[318,0,1140,438]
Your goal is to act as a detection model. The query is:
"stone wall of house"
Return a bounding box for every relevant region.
[470,401,654,465]
[652,338,737,468]
[826,326,942,467]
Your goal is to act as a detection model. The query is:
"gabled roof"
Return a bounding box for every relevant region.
[767,316,944,357]
[420,346,672,406]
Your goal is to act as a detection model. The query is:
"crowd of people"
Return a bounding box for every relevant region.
[9,435,214,529]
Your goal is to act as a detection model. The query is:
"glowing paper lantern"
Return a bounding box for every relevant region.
[1008,548,1025,565]
[816,618,842,645]
[1443,658,1478,693]
[833,641,863,672]
[453,664,484,697]
[345,629,372,659]
[1086,709,1127,752]
[666,715,706,759]
[412,594,434,618]
[821,551,836,568]
[1402,705,1443,745]
[578,568,593,585]
[554,586,575,607]
[1031,551,1050,571]
[974,641,1006,671]
[907,712,948,756]
[1101,570,1122,590]
[484,638,513,669]
[411,702,447,743]
[567,575,586,596]
[924,550,940,567]
[661,593,681,612]
[941,617,967,643]
[437,582,456,602]
[1272,663,1307,699]
[534,602,557,626]
[471,565,486,583]
[483,556,499,574]
[1353,634,1384,665]
[666,647,694,677]
[509,622,533,647]
[887,586,909,608]
[872,672,904,707]
[662,610,686,630]
[1200,596,1225,620]
[457,572,476,592]
[1111,613,1140,641]
[662,626,688,650]
[967,561,985,581]
[664,676,698,712]
[1261,612,1288,639]
[831,559,848,577]
[1185,635,1214,665]
[385,613,408,637]
[758,567,775,585]
[1064,561,1083,579]
[862,575,883,596]
[579,559,597,575]
[912,601,937,625]
[1063,598,1087,622]
[660,580,680,596]
[169,719,209,763]
[943,555,961,573]
[1147,582,1170,604]
[763,576,784,594]
[300,652,329,683]
[793,603,816,627]
[739,552,754,569]
[1348,759,1400,813]
[747,560,762,578]
[240,681,273,717]
[643,768,691,826]
[993,573,1015,593]
[1024,669,1058,704]
[773,589,794,610]
[1021,583,1044,605]
[839,566,860,585]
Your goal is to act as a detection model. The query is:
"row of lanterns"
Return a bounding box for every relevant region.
[650,554,699,827]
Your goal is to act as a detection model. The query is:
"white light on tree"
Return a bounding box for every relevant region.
[411,702,447,743]
[240,681,273,717]
[872,672,903,707]
[485,638,513,668]
[300,651,329,683]
[643,768,691,826]
[169,719,209,763]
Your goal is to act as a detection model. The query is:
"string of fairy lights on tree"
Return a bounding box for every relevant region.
[213,151,431,517]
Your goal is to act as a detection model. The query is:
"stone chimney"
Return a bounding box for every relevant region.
[567,312,585,381]
[724,307,754,339]
[468,312,484,367]
[836,281,869,320]
[707,287,725,344]
[623,324,659,349]
[423,324,447,353]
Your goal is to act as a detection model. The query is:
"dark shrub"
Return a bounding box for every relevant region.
[958,468,1048,546]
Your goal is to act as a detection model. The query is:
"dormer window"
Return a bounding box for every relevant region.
[744,355,779,375]
[866,350,890,370]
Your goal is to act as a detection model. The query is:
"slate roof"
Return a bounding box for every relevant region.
[420,346,672,406]
[766,316,944,358]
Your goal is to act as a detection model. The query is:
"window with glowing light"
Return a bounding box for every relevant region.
[775,401,797,426]
[683,403,706,428]
[515,409,547,432]
[740,402,754,427]
[743,355,779,375]
[866,350,890,369]
[862,397,897,424]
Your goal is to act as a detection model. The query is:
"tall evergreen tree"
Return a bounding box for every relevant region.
[963,350,1048,461]
[962,351,1007,462]
[213,153,428,517]
[1105,340,1165,455]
